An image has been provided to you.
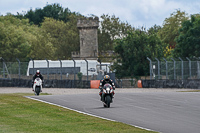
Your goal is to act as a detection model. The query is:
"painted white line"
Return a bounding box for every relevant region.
[25,96,116,122]
[25,96,156,132]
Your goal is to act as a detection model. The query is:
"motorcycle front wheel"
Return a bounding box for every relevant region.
[35,86,41,96]
[105,95,111,108]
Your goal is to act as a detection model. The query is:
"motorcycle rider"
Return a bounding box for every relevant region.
[32,70,44,92]
[99,75,115,102]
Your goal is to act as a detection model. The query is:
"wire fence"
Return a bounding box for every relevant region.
[0,59,139,88]
[148,57,200,80]
[0,60,105,81]
[5,57,198,88]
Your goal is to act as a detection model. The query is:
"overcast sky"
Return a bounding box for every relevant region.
[0,0,200,28]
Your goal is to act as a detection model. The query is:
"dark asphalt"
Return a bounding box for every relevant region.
[27,91,200,133]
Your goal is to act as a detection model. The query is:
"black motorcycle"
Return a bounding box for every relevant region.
[101,83,115,108]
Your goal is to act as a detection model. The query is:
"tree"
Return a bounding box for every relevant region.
[147,26,164,58]
[28,26,55,60]
[113,29,163,79]
[172,15,200,58]
[8,3,84,60]
[158,9,189,58]
[0,15,34,61]
[40,17,79,59]
[98,14,135,52]
[147,25,161,36]
[0,15,56,61]
[21,3,78,25]
[77,72,83,81]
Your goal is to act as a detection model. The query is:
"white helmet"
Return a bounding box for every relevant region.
[36,70,40,74]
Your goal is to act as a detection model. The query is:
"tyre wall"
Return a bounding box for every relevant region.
[0,78,90,88]
[142,79,200,89]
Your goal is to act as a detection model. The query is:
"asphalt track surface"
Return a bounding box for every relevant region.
[27,91,200,133]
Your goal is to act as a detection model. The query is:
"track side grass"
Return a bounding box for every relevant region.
[179,90,200,92]
[0,93,157,133]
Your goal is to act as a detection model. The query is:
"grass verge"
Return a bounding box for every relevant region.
[0,93,157,133]
[179,89,200,92]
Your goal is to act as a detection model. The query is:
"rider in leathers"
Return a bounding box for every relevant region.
[99,75,115,102]
[32,70,44,91]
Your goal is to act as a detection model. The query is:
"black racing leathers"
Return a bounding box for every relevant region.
[33,74,43,81]
[99,79,115,90]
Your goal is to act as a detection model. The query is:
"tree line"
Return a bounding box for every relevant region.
[0,3,200,79]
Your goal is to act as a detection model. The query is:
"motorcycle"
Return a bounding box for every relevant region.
[33,77,43,96]
[101,83,115,108]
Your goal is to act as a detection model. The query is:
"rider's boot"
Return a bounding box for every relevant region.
[99,90,103,101]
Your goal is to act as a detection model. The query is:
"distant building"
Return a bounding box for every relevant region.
[72,17,99,60]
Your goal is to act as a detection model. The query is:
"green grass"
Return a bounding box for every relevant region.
[179,89,200,92]
[0,93,157,133]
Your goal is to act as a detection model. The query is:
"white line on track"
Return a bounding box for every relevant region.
[25,96,156,132]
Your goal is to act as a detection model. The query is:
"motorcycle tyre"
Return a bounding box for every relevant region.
[35,86,41,96]
[105,95,111,108]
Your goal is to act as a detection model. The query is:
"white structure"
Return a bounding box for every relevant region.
[27,60,111,76]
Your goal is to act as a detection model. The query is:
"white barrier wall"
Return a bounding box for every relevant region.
[27,60,110,76]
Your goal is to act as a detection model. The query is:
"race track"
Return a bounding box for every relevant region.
[27,91,200,133]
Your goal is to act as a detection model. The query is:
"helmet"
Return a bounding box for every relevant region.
[36,70,40,75]
[104,75,110,81]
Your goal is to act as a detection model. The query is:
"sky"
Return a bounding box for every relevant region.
[0,0,200,28]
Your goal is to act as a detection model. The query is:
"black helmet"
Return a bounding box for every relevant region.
[104,75,110,81]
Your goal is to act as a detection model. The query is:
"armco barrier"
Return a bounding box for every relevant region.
[0,78,90,88]
[142,79,200,89]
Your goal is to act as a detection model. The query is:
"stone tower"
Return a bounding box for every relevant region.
[73,17,99,60]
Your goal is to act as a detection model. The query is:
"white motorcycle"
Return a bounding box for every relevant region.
[33,78,43,96]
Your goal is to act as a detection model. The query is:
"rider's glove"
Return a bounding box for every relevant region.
[99,86,102,90]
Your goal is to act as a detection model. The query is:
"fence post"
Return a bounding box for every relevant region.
[72,59,76,87]
[198,57,200,79]
[30,58,34,75]
[84,59,88,82]
[186,57,191,79]
[171,58,176,79]
[58,59,62,80]
[97,58,102,71]
[178,57,184,79]
[1,57,4,78]
[147,57,152,79]
[0,57,5,78]
[163,58,168,79]
[16,58,20,79]
[155,58,160,79]
[45,59,49,80]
